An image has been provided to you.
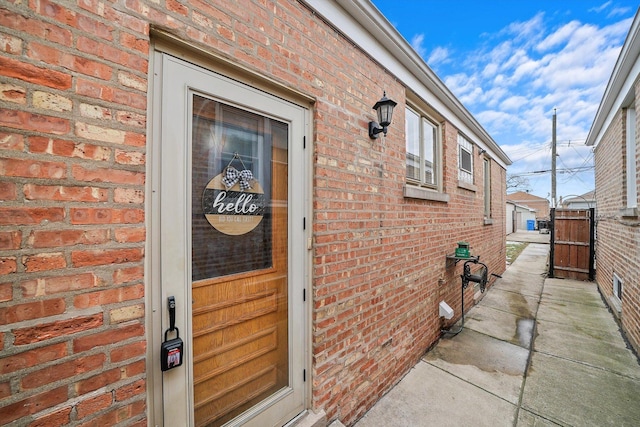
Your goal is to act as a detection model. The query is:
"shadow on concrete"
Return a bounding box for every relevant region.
[353,242,640,427]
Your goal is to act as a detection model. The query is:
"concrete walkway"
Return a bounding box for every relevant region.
[353,240,640,426]
[507,229,551,244]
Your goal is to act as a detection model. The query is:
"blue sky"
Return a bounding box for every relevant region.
[371,0,638,202]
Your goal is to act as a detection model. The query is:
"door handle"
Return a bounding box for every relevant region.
[168,295,176,331]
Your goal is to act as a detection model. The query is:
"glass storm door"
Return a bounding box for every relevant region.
[157,54,306,427]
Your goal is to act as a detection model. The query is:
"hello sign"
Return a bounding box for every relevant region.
[202,167,266,235]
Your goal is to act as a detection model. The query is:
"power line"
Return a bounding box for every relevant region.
[507,140,591,163]
[558,155,593,187]
[509,166,594,177]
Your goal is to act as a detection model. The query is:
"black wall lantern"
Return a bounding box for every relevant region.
[368,91,397,139]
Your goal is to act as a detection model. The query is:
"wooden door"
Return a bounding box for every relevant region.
[549,208,595,280]
[156,53,306,427]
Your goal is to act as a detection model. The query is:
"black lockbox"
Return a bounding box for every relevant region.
[161,327,183,371]
[161,296,184,371]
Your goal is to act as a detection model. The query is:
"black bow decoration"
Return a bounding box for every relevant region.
[222,166,254,191]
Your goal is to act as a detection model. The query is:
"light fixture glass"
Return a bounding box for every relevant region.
[369,91,397,139]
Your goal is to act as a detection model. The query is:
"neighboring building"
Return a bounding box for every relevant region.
[560,190,596,209]
[585,9,639,355]
[507,191,550,221]
[0,1,511,426]
[506,200,537,234]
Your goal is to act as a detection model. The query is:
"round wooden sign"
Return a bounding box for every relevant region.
[202,168,266,235]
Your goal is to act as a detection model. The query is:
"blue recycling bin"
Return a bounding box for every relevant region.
[527,220,535,230]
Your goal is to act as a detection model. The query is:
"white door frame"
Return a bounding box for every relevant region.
[147,50,310,427]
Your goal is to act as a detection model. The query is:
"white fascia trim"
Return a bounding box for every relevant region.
[302,0,511,168]
[586,11,640,147]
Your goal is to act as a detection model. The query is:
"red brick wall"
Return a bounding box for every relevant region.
[0,1,148,425]
[0,1,507,426]
[593,83,640,355]
[312,108,506,424]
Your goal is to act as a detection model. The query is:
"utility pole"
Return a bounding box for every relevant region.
[551,109,557,209]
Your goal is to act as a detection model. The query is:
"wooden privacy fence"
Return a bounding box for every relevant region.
[549,208,595,281]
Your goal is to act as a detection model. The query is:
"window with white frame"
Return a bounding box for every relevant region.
[613,273,623,301]
[458,134,473,184]
[406,106,438,188]
[625,106,637,209]
[483,158,491,217]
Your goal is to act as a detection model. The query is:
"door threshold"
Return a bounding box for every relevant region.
[284,409,326,427]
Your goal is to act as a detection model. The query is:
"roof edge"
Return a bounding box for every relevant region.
[301,0,512,166]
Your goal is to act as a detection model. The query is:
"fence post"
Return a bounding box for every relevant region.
[549,208,555,278]
[589,207,595,280]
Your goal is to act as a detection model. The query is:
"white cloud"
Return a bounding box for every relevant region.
[427,6,632,197]
[608,6,633,18]
[481,62,499,79]
[588,0,633,17]
[411,34,451,67]
[427,46,450,66]
[500,95,529,111]
[589,1,612,13]
[532,20,629,93]
[443,73,480,101]
[511,57,540,83]
[504,12,546,44]
[537,21,582,51]
[602,16,635,38]
[482,86,509,108]
[475,109,520,135]
[410,33,426,57]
